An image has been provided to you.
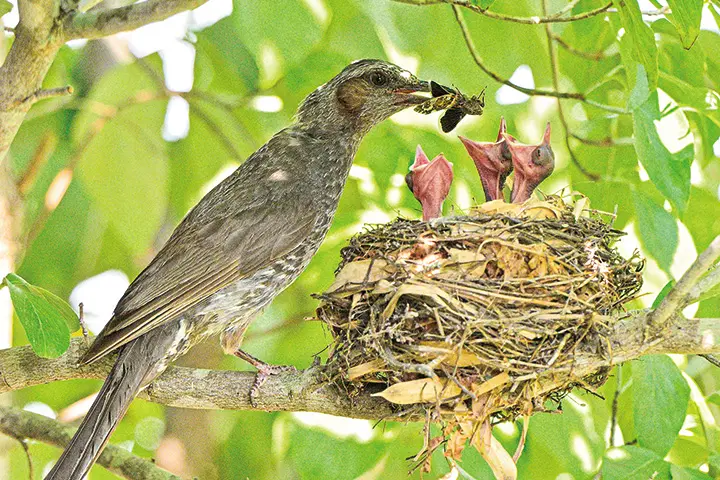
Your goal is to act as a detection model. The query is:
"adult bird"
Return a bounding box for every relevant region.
[459,117,515,202]
[46,59,429,480]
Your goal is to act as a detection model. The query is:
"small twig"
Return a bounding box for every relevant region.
[3,26,15,33]
[541,1,599,181]
[78,302,90,341]
[700,354,720,368]
[10,86,73,109]
[687,263,720,305]
[394,0,612,24]
[570,134,634,147]
[190,102,245,161]
[12,435,34,480]
[550,32,608,61]
[609,366,622,446]
[452,6,583,100]
[17,131,57,195]
[649,236,720,329]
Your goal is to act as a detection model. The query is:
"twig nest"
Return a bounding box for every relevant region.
[316,196,643,473]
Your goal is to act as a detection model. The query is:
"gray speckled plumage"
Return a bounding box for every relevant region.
[46,59,428,480]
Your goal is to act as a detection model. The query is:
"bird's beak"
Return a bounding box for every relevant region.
[505,123,555,204]
[393,79,431,106]
[459,126,514,202]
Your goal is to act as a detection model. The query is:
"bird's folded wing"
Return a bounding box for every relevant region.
[81,198,318,364]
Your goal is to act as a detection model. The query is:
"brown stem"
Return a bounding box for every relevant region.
[541,0,599,181]
[394,0,612,24]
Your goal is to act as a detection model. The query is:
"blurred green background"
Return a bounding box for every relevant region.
[2,0,720,478]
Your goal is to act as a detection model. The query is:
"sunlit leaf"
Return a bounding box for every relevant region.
[651,280,675,308]
[232,0,326,85]
[601,446,670,480]
[3,273,74,358]
[0,0,12,16]
[670,464,713,480]
[632,189,678,275]
[632,355,690,456]
[612,0,658,91]
[632,93,693,214]
[665,0,703,49]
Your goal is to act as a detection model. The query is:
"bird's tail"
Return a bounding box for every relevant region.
[45,327,172,480]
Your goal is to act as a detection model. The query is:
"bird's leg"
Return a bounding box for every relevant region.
[233,349,297,405]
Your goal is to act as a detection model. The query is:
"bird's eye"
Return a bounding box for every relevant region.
[370,72,388,87]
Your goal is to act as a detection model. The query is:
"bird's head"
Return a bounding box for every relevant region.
[298,59,429,137]
[504,122,555,203]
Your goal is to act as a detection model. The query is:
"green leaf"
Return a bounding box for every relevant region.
[0,0,12,16]
[659,73,720,129]
[73,59,169,256]
[612,0,658,92]
[232,0,326,86]
[601,446,670,480]
[632,190,678,275]
[652,280,675,308]
[632,355,690,456]
[670,464,713,480]
[711,4,720,32]
[665,0,703,49]
[632,93,693,214]
[619,31,651,109]
[708,392,720,406]
[3,273,74,358]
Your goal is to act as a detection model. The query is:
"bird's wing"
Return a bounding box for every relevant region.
[81,175,318,364]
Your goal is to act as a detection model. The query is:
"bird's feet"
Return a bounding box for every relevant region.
[233,349,296,406]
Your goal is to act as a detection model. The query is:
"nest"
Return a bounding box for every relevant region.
[316,196,644,472]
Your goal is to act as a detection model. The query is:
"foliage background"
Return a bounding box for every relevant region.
[2,0,720,478]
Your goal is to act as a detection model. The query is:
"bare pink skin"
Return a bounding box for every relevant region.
[504,122,555,203]
[459,117,515,202]
[406,145,454,221]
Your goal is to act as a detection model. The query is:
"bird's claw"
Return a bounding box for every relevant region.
[250,363,297,407]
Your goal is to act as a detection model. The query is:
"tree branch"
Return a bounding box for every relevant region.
[0,406,181,480]
[64,0,210,40]
[394,0,612,24]
[649,236,720,329]
[1,314,718,419]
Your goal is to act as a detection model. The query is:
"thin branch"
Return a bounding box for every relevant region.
[394,0,612,24]
[64,0,210,40]
[0,406,180,480]
[609,366,622,447]
[570,133,634,147]
[541,0,599,181]
[649,236,720,329]
[451,5,628,115]
[451,6,583,100]
[688,263,720,305]
[701,354,720,368]
[10,86,73,109]
[551,32,608,61]
[16,131,57,195]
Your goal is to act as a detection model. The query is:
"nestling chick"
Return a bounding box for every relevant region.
[459,117,515,202]
[504,122,554,203]
[405,145,454,221]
